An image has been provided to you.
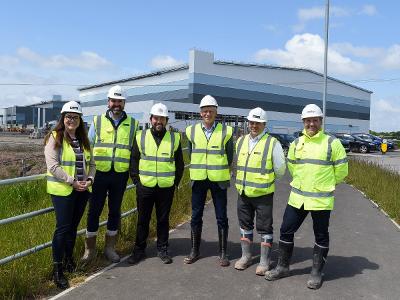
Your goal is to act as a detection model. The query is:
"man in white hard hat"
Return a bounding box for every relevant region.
[234,107,286,276]
[82,85,139,264]
[128,103,184,265]
[265,104,348,289]
[184,95,234,267]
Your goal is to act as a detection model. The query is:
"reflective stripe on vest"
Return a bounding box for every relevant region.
[137,129,180,188]
[93,114,138,172]
[235,133,276,197]
[287,132,343,210]
[47,132,91,196]
[186,123,232,182]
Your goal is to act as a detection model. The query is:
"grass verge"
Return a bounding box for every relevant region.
[345,159,400,224]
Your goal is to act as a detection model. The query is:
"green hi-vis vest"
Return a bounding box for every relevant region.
[185,123,232,182]
[235,133,277,197]
[47,131,92,196]
[287,130,348,211]
[137,129,180,188]
[93,114,138,172]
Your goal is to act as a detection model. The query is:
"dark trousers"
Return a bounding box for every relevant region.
[87,170,129,232]
[134,183,175,251]
[190,179,228,231]
[280,204,331,248]
[52,190,89,262]
[237,193,273,236]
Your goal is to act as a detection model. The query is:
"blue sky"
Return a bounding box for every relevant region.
[0,0,399,131]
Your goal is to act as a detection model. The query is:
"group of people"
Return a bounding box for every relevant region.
[44,85,348,291]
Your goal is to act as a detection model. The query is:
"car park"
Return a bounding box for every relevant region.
[349,133,377,153]
[269,133,296,156]
[333,133,351,152]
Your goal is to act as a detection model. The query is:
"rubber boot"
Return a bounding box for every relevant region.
[63,256,76,273]
[234,238,252,270]
[104,234,120,263]
[218,228,230,267]
[256,242,272,276]
[81,235,97,265]
[53,262,69,289]
[184,228,202,264]
[265,241,294,281]
[127,248,146,265]
[158,247,173,264]
[307,244,329,290]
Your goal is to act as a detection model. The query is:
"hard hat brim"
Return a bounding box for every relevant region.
[108,96,126,100]
[247,116,266,123]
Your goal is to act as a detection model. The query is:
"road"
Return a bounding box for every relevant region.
[54,174,400,300]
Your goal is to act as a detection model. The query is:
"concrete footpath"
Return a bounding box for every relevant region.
[56,175,400,300]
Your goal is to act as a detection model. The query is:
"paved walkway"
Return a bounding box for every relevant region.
[57,175,400,300]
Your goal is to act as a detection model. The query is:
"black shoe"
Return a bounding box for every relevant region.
[158,249,173,264]
[53,262,69,289]
[63,256,76,273]
[127,250,146,265]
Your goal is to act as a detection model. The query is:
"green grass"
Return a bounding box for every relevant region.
[0,169,192,299]
[345,159,400,224]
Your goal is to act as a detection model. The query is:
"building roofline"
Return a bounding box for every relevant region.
[214,60,373,94]
[78,64,189,91]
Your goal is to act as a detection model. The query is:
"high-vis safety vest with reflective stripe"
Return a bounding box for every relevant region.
[47,132,92,196]
[287,130,348,210]
[186,123,232,182]
[137,129,180,188]
[93,114,138,172]
[235,133,277,197]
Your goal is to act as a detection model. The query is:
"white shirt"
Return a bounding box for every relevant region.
[248,130,286,179]
[202,122,216,140]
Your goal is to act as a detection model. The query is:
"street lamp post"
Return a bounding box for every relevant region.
[322,0,330,130]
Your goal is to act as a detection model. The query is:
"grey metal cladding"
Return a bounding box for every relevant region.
[190,84,370,120]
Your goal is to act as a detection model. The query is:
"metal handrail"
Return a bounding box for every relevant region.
[0,147,191,266]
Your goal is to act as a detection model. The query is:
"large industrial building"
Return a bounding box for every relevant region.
[0,96,68,128]
[78,49,371,134]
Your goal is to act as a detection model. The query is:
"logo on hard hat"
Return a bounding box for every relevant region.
[70,106,78,109]
[252,114,260,118]
[114,93,122,96]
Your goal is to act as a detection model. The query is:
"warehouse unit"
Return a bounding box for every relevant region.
[79,49,372,134]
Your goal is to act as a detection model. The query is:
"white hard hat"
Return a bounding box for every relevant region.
[107,85,126,100]
[61,101,82,115]
[247,107,267,123]
[301,104,323,119]
[199,95,218,108]
[150,103,169,117]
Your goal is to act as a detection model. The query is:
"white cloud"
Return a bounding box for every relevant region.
[254,33,367,76]
[359,4,377,16]
[150,55,184,69]
[16,47,112,70]
[380,44,400,69]
[332,43,384,58]
[263,24,278,33]
[0,55,19,67]
[294,6,350,32]
[370,97,400,131]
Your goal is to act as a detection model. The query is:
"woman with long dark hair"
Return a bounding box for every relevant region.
[44,101,95,289]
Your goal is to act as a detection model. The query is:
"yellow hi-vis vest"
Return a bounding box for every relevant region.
[93,114,138,172]
[287,130,348,210]
[235,133,276,197]
[47,131,92,196]
[186,123,232,182]
[137,129,180,188]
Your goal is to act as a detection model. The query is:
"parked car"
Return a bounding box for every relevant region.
[333,133,351,152]
[349,133,377,153]
[364,133,395,150]
[269,133,296,156]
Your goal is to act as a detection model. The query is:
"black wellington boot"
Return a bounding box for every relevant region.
[307,244,329,289]
[53,262,69,289]
[218,228,230,267]
[265,241,294,281]
[184,228,202,264]
[63,256,76,273]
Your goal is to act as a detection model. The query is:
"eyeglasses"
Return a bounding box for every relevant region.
[65,115,80,121]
